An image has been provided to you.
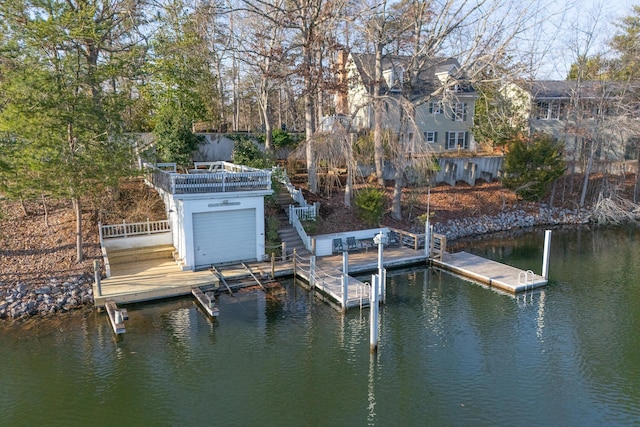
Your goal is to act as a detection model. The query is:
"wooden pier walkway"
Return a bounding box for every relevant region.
[431,251,547,293]
[93,244,546,312]
[94,256,219,308]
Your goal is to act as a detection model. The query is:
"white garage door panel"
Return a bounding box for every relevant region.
[193,209,256,267]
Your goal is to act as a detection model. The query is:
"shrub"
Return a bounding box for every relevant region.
[501,133,566,201]
[355,187,385,226]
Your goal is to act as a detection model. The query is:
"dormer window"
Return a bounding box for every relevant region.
[383,65,404,92]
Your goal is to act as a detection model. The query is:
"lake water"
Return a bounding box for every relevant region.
[1,227,639,426]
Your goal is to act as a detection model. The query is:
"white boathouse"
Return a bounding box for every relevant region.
[148,161,273,270]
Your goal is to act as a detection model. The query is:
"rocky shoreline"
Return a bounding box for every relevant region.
[0,205,593,321]
[0,275,94,320]
[432,205,591,241]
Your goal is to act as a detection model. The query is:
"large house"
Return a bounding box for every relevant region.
[334,51,478,153]
[513,80,639,167]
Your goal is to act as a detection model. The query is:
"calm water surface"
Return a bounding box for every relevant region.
[1,227,639,426]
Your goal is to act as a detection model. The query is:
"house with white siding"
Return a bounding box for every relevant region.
[335,51,478,152]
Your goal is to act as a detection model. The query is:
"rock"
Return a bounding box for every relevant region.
[36,286,52,295]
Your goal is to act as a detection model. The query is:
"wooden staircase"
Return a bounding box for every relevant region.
[276,191,311,258]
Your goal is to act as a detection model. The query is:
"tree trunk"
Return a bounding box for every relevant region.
[373,44,384,186]
[344,133,355,207]
[304,43,317,193]
[392,166,403,220]
[579,139,600,208]
[635,146,640,203]
[73,197,84,263]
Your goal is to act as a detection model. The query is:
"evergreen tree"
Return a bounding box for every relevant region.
[0,0,144,261]
[502,134,566,201]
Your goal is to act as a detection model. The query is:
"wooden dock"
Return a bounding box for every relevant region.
[93,243,547,313]
[431,251,547,293]
[94,256,219,307]
[295,261,371,310]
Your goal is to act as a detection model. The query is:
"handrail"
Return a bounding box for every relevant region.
[146,162,272,195]
[387,227,426,251]
[99,219,171,243]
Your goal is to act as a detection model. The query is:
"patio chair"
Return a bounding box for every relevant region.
[346,236,358,251]
[333,238,344,254]
[387,231,401,247]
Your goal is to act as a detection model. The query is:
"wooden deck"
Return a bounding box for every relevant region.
[93,245,429,310]
[93,244,546,311]
[431,251,547,293]
[94,257,219,307]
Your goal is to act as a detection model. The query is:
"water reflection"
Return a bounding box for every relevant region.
[2,227,640,425]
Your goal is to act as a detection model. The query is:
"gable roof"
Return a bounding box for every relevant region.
[349,53,474,97]
[525,80,631,100]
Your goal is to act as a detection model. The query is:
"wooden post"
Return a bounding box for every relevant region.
[542,230,552,280]
[94,260,102,297]
[311,237,316,256]
[293,248,297,278]
[282,242,287,261]
[271,252,275,279]
[370,274,379,353]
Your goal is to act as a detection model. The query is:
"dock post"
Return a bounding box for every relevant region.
[282,242,287,261]
[542,229,552,280]
[93,260,102,297]
[310,255,316,288]
[293,248,297,277]
[271,253,275,279]
[342,251,348,310]
[425,221,432,257]
[374,232,387,304]
[370,274,379,353]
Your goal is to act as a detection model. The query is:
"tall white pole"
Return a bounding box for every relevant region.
[370,274,379,353]
[342,251,349,311]
[542,230,552,280]
[377,231,384,302]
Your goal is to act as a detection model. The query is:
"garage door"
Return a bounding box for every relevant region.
[193,209,256,267]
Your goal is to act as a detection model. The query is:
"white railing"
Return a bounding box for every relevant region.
[99,219,171,243]
[147,162,272,195]
[275,167,312,207]
[289,204,318,222]
[289,211,313,251]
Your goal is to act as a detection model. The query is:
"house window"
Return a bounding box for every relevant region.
[534,101,549,120]
[446,131,468,149]
[424,131,437,143]
[429,102,443,114]
[536,101,565,120]
[451,103,467,121]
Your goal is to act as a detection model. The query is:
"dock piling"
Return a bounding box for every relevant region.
[542,230,552,280]
[370,274,379,353]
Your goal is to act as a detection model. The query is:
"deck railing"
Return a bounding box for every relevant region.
[147,162,272,195]
[387,227,426,251]
[99,219,171,244]
[289,204,319,222]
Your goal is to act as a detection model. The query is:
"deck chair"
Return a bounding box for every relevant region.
[346,236,358,251]
[333,238,344,254]
[387,231,401,247]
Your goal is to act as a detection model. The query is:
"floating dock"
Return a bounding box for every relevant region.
[431,251,547,293]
